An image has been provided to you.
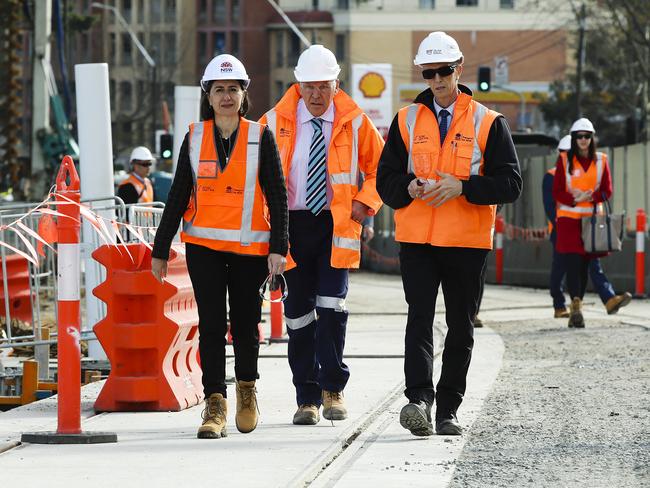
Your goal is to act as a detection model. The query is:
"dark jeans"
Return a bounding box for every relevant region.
[284,211,350,407]
[399,243,488,415]
[186,243,268,397]
[565,252,590,300]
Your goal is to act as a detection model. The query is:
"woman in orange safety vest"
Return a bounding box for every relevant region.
[150,54,288,440]
[552,118,612,329]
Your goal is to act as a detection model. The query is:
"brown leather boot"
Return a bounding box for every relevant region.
[322,390,348,420]
[292,404,320,425]
[197,393,228,439]
[235,380,259,433]
[568,297,585,328]
[605,292,632,315]
[554,307,570,318]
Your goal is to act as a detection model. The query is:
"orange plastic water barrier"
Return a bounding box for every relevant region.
[92,243,203,411]
[0,254,33,324]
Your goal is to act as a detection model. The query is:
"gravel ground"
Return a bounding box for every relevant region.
[450,318,650,488]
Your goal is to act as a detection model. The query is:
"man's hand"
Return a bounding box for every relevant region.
[151,257,168,283]
[362,225,375,243]
[351,200,370,224]
[422,171,463,207]
[268,253,287,275]
[407,178,426,199]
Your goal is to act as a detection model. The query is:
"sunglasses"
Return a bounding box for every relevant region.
[422,65,457,79]
[134,161,153,167]
[574,133,592,140]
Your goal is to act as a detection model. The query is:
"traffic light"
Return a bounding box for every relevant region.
[477,66,491,92]
[159,133,173,160]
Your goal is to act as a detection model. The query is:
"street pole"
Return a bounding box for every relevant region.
[575,3,586,119]
[152,61,157,149]
[494,84,526,130]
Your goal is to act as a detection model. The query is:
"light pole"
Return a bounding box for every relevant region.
[494,84,527,130]
[91,2,157,147]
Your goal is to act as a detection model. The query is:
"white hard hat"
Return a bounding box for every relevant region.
[201,54,250,92]
[414,31,463,66]
[130,146,155,162]
[294,45,341,82]
[570,117,595,134]
[557,135,571,151]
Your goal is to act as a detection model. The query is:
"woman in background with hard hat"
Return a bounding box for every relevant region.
[150,54,289,439]
[117,146,155,204]
[552,118,612,328]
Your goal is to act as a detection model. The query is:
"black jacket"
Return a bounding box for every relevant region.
[377,85,522,210]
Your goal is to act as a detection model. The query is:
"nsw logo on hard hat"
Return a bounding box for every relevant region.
[358,72,386,99]
[220,61,233,73]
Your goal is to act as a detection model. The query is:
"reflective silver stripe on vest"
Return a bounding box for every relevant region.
[329,114,363,186]
[184,121,270,245]
[316,295,346,312]
[285,309,316,330]
[266,109,277,136]
[333,235,360,251]
[471,104,489,176]
[188,122,204,182]
[405,104,419,174]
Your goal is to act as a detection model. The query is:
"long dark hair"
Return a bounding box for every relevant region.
[567,132,596,173]
[199,80,251,120]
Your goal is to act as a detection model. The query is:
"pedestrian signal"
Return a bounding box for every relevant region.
[159,133,173,159]
[477,66,491,92]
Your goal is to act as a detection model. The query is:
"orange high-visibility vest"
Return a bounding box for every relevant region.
[181,118,271,256]
[395,94,500,249]
[556,152,606,220]
[119,174,154,203]
[260,84,384,269]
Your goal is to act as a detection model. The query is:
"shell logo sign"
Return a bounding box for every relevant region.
[358,72,386,99]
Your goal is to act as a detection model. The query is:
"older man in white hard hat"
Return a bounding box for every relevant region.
[377,32,522,436]
[260,45,384,426]
[117,146,155,204]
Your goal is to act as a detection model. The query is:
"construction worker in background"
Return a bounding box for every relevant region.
[150,54,289,439]
[117,146,155,204]
[377,32,522,436]
[260,45,384,426]
[548,127,630,325]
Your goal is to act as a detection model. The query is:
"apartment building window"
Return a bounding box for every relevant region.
[275,81,284,101]
[121,81,132,111]
[231,0,240,24]
[456,0,478,5]
[109,33,116,64]
[164,33,175,64]
[335,34,345,63]
[151,0,162,23]
[213,32,226,56]
[500,0,514,7]
[122,33,132,65]
[165,0,176,22]
[419,0,435,8]
[337,0,349,8]
[275,31,284,67]
[198,32,208,66]
[122,0,132,22]
[137,0,144,23]
[109,78,116,108]
[213,0,226,25]
[289,33,301,66]
[150,32,161,64]
[312,0,319,10]
[231,31,240,58]
[198,0,207,24]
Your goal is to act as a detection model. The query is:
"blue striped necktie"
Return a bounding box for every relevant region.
[306,117,327,215]
[439,109,450,145]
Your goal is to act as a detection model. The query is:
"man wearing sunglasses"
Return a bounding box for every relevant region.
[117,145,155,204]
[377,31,522,437]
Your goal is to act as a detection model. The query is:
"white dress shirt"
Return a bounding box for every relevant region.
[288,99,335,211]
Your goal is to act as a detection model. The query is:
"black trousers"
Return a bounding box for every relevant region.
[185,243,268,397]
[399,243,488,414]
[564,252,590,299]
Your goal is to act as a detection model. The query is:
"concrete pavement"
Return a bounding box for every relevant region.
[1,272,647,487]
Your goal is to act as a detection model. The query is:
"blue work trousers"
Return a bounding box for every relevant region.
[284,211,350,407]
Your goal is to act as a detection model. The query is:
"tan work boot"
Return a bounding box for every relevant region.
[568,297,585,328]
[235,380,259,433]
[322,390,348,420]
[292,404,320,425]
[554,307,570,318]
[605,292,632,315]
[197,393,228,439]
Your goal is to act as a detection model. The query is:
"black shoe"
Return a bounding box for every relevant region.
[399,401,433,436]
[435,411,462,435]
[473,315,483,328]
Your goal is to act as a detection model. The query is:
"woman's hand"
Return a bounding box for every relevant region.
[268,253,286,276]
[151,257,168,283]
